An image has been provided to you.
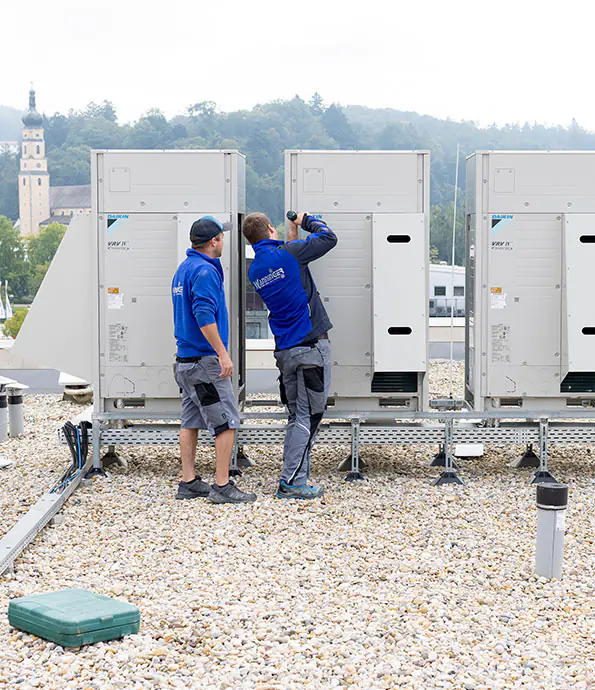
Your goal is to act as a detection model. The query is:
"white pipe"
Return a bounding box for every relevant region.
[448,143,460,400]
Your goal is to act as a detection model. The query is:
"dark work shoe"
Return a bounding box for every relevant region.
[276,480,324,500]
[176,477,211,500]
[208,480,257,504]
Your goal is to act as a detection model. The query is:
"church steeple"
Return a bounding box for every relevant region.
[22,86,43,128]
[18,86,50,237]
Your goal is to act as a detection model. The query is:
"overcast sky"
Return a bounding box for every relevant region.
[3,0,594,129]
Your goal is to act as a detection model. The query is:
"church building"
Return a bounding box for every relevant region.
[18,88,91,237]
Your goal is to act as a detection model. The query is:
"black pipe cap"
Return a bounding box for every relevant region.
[536,482,568,510]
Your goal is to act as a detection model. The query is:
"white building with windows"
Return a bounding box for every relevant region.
[429,263,465,317]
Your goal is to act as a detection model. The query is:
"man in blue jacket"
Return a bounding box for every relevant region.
[172,216,256,504]
[243,211,338,499]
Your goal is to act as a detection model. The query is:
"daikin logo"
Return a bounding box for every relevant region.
[492,214,513,220]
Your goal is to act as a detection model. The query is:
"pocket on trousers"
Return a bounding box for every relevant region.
[194,381,220,407]
[303,366,325,394]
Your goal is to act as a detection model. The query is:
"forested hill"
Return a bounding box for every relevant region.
[1,95,593,263]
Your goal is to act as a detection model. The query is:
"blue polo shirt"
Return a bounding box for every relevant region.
[172,249,229,357]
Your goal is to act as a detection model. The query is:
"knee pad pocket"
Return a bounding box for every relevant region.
[303,366,324,394]
[195,382,220,407]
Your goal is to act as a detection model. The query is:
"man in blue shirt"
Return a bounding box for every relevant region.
[243,211,338,499]
[172,216,256,504]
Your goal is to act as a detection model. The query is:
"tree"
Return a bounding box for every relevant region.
[430,202,466,265]
[125,109,173,149]
[26,222,66,266]
[309,92,325,115]
[3,308,27,339]
[82,100,117,122]
[0,153,19,220]
[0,217,29,298]
[28,263,50,296]
[322,104,360,149]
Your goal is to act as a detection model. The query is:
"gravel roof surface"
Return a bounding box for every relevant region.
[1,361,594,689]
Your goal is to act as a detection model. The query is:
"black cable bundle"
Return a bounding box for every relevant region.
[51,422,90,493]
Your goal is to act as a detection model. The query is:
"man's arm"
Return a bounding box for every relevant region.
[191,270,233,379]
[285,213,338,265]
[200,324,233,378]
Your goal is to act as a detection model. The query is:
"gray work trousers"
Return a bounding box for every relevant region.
[274,339,331,486]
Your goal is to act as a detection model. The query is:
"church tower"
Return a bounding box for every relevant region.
[18,87,50,237]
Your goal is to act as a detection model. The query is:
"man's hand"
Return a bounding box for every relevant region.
[287,212,306,241]
[218,351,234,379]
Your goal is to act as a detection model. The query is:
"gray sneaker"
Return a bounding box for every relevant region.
[176,477,211,500]
[208,479,257,504]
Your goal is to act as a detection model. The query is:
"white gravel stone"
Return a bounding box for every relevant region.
[0,361,594,688]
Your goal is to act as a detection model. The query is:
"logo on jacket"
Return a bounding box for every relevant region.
[173,283,183,297]
[252,268,286,290]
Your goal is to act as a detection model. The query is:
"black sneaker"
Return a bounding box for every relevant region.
[208,479,257,504]
[176,477,211,500]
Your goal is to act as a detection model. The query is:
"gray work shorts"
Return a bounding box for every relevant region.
[174,356,240,437]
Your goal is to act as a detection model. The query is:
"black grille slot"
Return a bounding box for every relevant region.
[387,235,411,243]
[580,236,595,243]
[372,372,418,393]
[561,372,595,393]
[582,327,595,335]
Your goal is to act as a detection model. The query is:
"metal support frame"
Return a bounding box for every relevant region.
[345,418,365,481]
[433,419,463,485]
[532,419,557,484]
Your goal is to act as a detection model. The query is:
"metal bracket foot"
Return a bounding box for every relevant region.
[338,455,367,472]
[513,445,540,469]
[432,470,464,486]
[236,448,253,470]
[345,471,365,482]
[430,448,458,469]
[101,450,126,469]
[85,467,107,478]
[531,470,558,484]
[229,468,243,478]
[432,421,462,485]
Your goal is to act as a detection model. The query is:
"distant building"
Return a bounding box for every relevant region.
[40,185,92,227]
[429,263,466,317]
[18,88,91,237]
[0,141,18,155]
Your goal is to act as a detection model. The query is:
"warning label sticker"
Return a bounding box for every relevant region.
[108,323,129,364]
[491,291,507,309]
[491,324,511,364]
[108,292,124,310]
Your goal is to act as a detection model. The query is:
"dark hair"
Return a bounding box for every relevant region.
[192,233,222,251]
[192,239,212,251]
[243,213,271,245]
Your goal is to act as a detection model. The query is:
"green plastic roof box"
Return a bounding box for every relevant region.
[8,589,140,647]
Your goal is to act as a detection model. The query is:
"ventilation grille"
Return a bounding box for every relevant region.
[561,373,595,393]
[371,372,418,393]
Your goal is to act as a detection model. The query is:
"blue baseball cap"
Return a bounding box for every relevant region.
[190,216,233,243]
